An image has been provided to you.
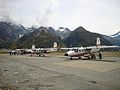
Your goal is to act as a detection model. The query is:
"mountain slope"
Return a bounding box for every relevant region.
[103,35,120,46]
[110,31,120,39]
[11,26,62,49]
[0,22,27,48]
[63,26,111,47]
[56,27,71,39]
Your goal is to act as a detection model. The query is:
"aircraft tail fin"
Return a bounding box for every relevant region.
[53,42,57,48]
[96,38,101,47]
[32,44,35,50]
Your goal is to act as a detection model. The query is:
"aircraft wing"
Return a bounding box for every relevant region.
[61,48,74,50]
[61,47,87,50]
[87,45,119,49]
[61,45,119,51]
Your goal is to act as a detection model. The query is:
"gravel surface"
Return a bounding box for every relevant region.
[0,54,120,90]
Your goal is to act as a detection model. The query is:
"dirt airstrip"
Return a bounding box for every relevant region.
[0,54,120,90]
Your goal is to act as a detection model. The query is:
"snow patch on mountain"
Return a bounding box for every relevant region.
[110,31,120,38]
[56,27,71,39]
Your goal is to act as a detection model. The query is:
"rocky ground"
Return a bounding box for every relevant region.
[0,54,120,90]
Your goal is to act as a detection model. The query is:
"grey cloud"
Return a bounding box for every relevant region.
[0,0,14,23]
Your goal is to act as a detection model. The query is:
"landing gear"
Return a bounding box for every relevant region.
[70,57,72,60]
[88,56,90,60]
[79,57,81,59]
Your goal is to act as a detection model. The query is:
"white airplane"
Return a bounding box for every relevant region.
[11,42,58,56]
[30,42,58,56]
[64,38,119,60]
[32,42,58,52]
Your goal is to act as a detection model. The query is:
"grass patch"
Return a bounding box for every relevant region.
[49,51,65,56]
[102,51,120,57]
[0,49,9,54]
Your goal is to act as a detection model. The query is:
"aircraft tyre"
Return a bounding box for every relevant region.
[88,56,90,60]
[43,54,45,57]
[79,57,81,59]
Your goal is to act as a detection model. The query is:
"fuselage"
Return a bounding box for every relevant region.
[64,49,88,57]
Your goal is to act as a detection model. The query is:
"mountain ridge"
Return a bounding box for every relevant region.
[110,31,120,39]
[0,21,119,49]
[10,26,62,49]
[63,27,111,47]
[56,27,71,39]
[0,22,28,48]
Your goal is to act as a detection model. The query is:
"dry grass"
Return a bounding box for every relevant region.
[49,51,65,56]
[102,51,120,57]
[0,49,9,54]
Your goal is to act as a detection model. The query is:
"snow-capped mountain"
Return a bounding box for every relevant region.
[103,35,120,46]
[56,27,71,39]
[104,31,120,46]
[0,22,28,48]
[110,31,120,39]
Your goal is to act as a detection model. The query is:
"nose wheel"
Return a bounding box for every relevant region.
[64,53,68,56]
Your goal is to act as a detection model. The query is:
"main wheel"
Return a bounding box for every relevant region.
[88,56,90,60]
[79,57,81,59]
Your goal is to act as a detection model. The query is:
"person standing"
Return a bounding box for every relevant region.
[99,52,102,59]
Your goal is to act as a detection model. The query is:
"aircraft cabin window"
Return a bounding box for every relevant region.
[74,49,78,52]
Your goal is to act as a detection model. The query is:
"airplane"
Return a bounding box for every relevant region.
[32,42,58,52]
[10,48,33,55]
[10,42,58,56]
[64,38,119,60]
[30,42,58,56]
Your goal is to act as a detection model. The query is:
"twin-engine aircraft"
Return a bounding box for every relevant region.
[30,42,58,56]
[64,38,119,60]
[10,42,58,56]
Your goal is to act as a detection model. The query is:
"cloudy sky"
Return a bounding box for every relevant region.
[0,0,120,35]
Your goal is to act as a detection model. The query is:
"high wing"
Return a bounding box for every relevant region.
[63,44,119,53]
[87,45,119,49]
[61,47,79,50]
[31,42,58,53]
[63,37,119,60]
[61,37,119,51]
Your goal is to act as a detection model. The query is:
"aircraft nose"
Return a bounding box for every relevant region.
[64,53,68,56]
